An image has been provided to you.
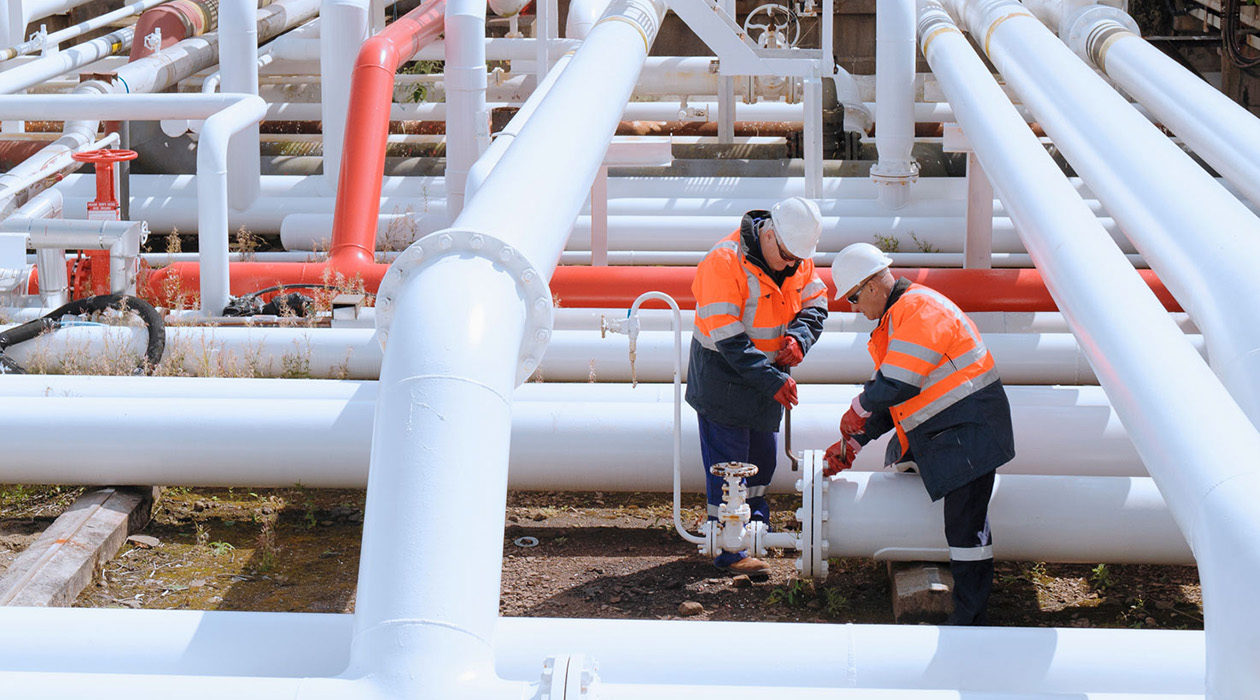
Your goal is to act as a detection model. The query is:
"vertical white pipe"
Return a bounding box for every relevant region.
[964,152,993,268]
[871,0,917,209]
[590,165,608,265]
[196,96,269,315]
[320,0,370,194]
[803,76,822,199]
[717,0,735,143]
[444,0,489,219]
[924,2,1260,693]
[219,0,263,211]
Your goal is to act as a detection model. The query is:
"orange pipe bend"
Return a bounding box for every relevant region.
[328,0,446,271]
[142,264,1182,314]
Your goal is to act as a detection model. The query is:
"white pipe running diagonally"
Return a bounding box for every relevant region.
[924,0,1260,694]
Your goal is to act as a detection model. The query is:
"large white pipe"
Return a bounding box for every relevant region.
[0,0,163,61]
[0,384,1148,485]
[219,0,263,211]
[8,323,1199,384]
[926,1,1260,692]
[828,471,1191,564]
[0,0,97,47]
[494,618,1204,694]
[871,0,918,208]
[0,94,267,315]
[0,26,133,95]
[0,605,1207,696]
[948,0,1260,427]
[443,0,489,218]
[319,0,369,193]
[1030,6,1260,210]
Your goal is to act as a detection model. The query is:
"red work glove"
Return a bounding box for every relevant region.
[776,335,804,368]
[823,435,862,476]
[773,375,798,408]
[840,394,872,436]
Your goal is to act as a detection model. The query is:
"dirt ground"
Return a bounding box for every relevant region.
[0,485,1202,630]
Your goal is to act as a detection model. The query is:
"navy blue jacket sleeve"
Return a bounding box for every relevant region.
[714,333,789,397]
[853,370,919,443]
[785,305,827,355]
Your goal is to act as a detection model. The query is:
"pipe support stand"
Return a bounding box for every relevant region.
[375,229,554,385]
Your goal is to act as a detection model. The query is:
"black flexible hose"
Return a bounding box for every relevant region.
[1223,0,1260,70]
[0,294,165,375]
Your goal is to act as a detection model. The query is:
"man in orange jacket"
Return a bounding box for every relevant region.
[686,196,828,580]
[825,242,1015,624]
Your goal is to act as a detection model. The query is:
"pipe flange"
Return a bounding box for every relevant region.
[374,229,554,386]
[540,654,599,700]
[1064,6,1138,70]
[795,449,829,579]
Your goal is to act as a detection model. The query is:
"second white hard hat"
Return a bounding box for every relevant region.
[831,242,893,299]
[769,196,822,259]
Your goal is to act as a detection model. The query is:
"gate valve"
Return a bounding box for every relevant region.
[707,461,758,556]
[70,149,139,295]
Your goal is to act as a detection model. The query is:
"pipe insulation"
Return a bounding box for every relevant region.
[0,384,1146,483]
[0,323,1205,384]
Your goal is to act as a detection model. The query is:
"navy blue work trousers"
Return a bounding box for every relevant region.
[697,414,777,523]
[943,471,996,625]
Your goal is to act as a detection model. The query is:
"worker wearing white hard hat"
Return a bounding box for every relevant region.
[825,241,1015,624]
[686,196,828,580]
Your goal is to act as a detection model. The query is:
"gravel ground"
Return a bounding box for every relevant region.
[0,485,1204,631]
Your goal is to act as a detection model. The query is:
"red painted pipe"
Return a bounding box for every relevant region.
[143,264,1182,313]
[327,0,445,272]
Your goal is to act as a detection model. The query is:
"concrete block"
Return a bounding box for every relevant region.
[888,561,954,624]
[0,486,157,607]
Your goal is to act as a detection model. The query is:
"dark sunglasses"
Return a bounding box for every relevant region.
[846,276,873,305]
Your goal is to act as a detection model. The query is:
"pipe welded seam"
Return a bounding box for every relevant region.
[983,10,1034,57]
[920,24,961,54]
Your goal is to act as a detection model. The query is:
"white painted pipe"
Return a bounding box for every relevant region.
[871,0,918,208]
[353,0,670,688]
[320,0,369,193]
[828,471,1191,564]
[443,0,489,218]
[565,0,612,38]
[1,0,97,47]
[0,0,163,62]
[0,384,1148,485]
[0,607,1207,695]
[465,53,573,200]
[219,0,263,211]
[949,0,1260,426]
[0,93,267,315]
[0,26,133,95]
[1089,26,1260,210]
[413,37,580,60]
[494,618,1204,694]
[928,1,1260,692]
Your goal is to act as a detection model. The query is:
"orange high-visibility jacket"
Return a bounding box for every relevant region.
[857,280,1015,499]
[685,226,827,432]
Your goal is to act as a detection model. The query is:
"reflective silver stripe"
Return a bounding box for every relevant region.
[805,293,829,309]
[709,320,746,341]
[694,331,718,350]
[698,302,742,319]
[707,504,721,517]
[882,363,928,388]
[743,270,761,329]
[904,287,981,344]
[746,485,767,497]
[900,366,1001,431]
[747,324,786,340]
[922,344,991,392]
[888,338,943,365]
[801,279,826,298]
[950,545,994,561]
[710,239,739,255]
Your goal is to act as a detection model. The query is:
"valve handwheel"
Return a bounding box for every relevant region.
[70,148,138,164]
[743,3,801,49]
[709,461,759,479]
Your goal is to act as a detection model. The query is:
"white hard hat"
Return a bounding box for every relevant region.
[831,242,893,299]
[769,196,822,259]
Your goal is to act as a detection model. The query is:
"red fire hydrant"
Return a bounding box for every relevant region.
[70,149,138,296]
